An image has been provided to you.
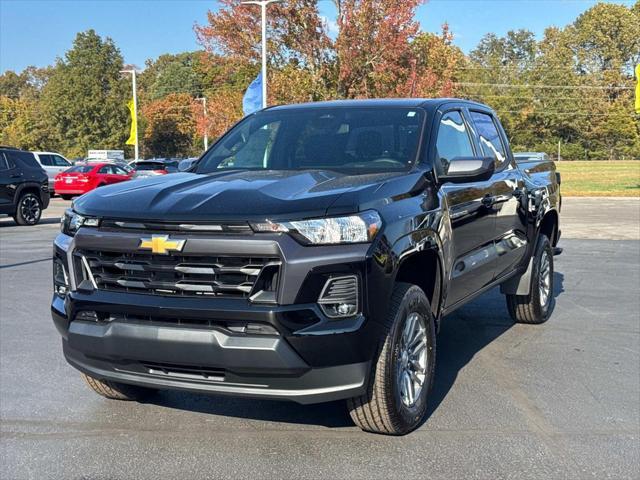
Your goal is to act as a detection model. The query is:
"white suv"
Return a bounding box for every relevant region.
[32,151,73,192]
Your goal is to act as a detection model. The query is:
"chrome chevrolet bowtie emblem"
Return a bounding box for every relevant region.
[138,235,186,255]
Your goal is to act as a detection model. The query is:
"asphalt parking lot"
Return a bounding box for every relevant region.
[1,198,639,479]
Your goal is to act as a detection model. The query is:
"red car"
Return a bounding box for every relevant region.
[54,162,133,200]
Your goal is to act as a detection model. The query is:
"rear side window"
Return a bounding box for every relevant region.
[39,154,53,166]
[469,111,507,169]
[52,155,71,167]
[5,150,41,170]
[0,153,10,171]
[435,111,474,174]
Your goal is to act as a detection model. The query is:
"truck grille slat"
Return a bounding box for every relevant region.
[77,250,279,298]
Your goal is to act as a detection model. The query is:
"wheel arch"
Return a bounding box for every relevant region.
[14,183,44,205]
[394,248,444,323]
[538,209,559,246]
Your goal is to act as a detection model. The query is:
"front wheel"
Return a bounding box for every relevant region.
[347,283,436,435]
[506,234,554,324]
[13,193,42,225]
[81,373,154,401]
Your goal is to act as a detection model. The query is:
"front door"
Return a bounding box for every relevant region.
[434,109,497,308]
[467,110,528,280]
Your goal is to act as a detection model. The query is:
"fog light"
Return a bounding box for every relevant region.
[318,275,359,319]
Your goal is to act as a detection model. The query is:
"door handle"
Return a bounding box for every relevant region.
[481,195,494,207]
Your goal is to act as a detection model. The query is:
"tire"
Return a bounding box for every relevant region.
[13,192,42,225]
[81,373,154,401]
[347,282,436,435]
[506,234,554,324]
[60,194,74,201]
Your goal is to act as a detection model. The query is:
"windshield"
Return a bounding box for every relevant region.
[135,162,165,171]
[195,107,425,174]
[66,165,94,173]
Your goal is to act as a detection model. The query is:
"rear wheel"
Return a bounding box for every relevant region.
[13,192,42,225]
[347,283,436,435]
[81,373,154,401]
[60,194,74,200]
[506,234,554,324]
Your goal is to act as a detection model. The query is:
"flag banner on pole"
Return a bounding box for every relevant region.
[243,72,263,116]
[635,64,640,115]
[126,99,137,145]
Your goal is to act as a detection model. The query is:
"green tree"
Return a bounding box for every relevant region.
[39,30,129,158]
[139,52,205,101]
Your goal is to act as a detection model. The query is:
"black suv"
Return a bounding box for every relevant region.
[51,99,561,435]
[0,147,50,225]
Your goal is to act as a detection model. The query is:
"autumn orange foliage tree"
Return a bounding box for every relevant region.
[141,93,198,157]
[193,0,463,138]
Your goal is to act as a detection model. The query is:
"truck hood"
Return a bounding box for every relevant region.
[72,169,411,221]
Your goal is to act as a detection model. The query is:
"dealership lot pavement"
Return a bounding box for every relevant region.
[1,200,639,479]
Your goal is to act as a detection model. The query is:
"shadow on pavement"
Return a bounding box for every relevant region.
[147,272,566,429]
[0,217,61,228]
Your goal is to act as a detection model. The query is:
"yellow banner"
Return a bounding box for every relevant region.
[126,99,137,145]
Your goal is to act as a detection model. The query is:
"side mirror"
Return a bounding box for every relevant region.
[439,156,495,183]
[178,159,196,172]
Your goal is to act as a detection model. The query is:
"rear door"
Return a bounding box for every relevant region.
[468,110,528,280]
[51,154,72,177]
[36,154,57,186]
[111,165,132,183]
[0,153,19,211]
[433,108,497,308]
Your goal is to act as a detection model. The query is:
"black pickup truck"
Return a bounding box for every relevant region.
[52,99,561,435]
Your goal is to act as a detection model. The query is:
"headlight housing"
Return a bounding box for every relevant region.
[251,210,382,245]
[60,209,100,236]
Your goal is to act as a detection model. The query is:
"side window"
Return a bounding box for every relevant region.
[469,111,507,169]
[5,150,40,169]
[53,155,71,167]
[435,111,474,173]
[0,153,10,171]
[98,166,111,174]
[113,166,127,175]
[39,154,53,166]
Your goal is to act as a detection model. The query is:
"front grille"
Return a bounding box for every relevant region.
[77,250,279,298]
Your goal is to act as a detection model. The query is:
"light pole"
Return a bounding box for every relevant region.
[197,97,208,151]
[241,0,281,109]
[121,69,139,160]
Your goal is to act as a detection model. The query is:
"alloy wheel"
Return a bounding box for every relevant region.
[538,251,551,308]
[397,312,428,408]
[20,195,41,224]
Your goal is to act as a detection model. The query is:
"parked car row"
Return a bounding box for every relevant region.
[1,147,197,225]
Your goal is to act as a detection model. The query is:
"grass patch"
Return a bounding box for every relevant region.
[556,161,640,197]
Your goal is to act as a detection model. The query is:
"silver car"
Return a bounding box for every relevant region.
[32,151,73,191]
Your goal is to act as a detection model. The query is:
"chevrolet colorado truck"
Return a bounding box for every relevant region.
[52,99,561,435]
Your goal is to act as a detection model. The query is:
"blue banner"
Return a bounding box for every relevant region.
[243,72,263,116]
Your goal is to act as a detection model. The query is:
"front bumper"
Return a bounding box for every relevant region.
[52,230,378,404]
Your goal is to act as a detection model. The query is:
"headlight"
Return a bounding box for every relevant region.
[251,210,382,245]
[60,209,100,236]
